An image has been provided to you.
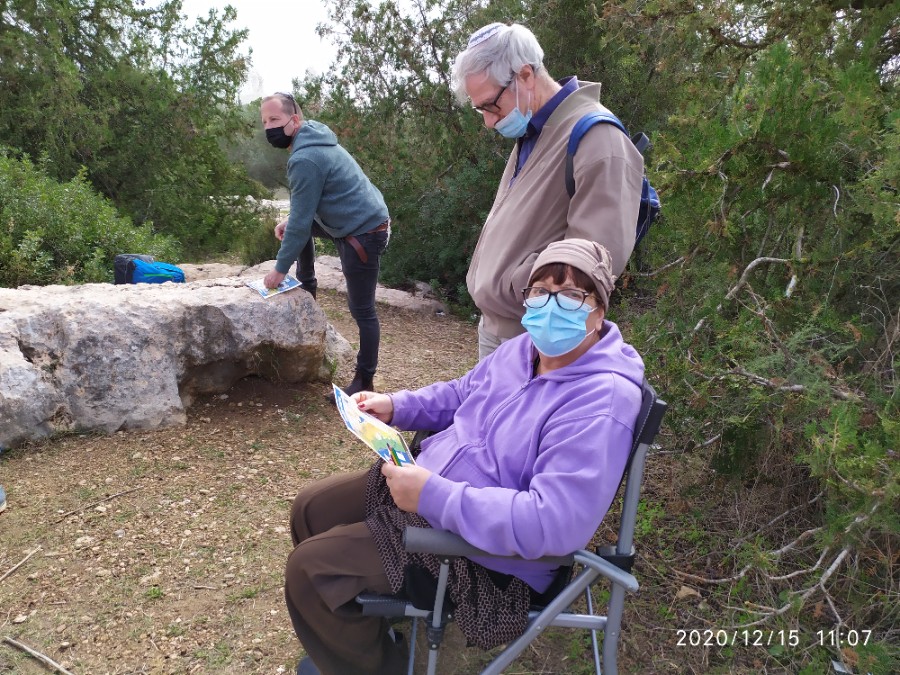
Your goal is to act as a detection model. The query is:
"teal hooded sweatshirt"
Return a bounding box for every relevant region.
[276,120,389,274]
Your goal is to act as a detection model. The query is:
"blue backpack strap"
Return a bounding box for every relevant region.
[565,111,629,197]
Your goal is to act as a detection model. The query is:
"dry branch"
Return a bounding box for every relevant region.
[728,548,851,629]
[54,486,143,523]
[727,367,805,393]
[0,547,41,584]
[724,257,791,302]
[635,255,687,278]
[2,635,75,675]
[733,492,823,547]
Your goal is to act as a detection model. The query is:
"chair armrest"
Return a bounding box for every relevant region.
[402,527,576,568]
[573,549,639,592]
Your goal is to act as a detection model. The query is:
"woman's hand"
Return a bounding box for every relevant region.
[352,392,394,423]
[382,462,432,513]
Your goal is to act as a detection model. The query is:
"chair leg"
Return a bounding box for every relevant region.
[584,587,602,675]
[407,619,418,675]
[424,559,452,675]
[602,583,627,675]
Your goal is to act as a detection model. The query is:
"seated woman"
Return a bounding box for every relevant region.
[284,239,644,675]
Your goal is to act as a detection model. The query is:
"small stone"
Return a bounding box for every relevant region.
[13,615,28,624]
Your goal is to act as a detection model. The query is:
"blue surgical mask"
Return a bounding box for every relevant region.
[494,86,532,139]
[520,294,597,357]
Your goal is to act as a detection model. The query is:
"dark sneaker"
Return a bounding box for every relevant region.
[342,371,374,397]
[301,283,317,300]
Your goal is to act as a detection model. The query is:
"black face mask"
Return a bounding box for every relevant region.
[266,123,293,149]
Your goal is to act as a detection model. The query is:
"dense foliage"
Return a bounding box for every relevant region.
[0,0,268,255]
[0,151,179,285]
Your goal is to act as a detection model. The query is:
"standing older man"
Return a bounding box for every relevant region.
[260,92,391,395]
[454,23,644,359]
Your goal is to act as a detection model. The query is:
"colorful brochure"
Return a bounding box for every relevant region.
[332,384,416,466]
[245,274,302,298]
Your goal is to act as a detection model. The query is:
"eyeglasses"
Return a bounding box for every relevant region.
[275,91,299,115]
[522,287,595,311]
[471,81,511,115]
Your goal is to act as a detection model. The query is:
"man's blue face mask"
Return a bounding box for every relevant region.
[520,292,598,357]
[494,84,532,139]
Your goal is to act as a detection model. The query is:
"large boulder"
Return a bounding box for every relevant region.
[0,278,352,449]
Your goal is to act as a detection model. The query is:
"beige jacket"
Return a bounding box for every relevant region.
[466,82,644,339]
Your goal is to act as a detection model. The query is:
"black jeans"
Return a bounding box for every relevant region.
[297,223,389,378]
[295,219,330,296]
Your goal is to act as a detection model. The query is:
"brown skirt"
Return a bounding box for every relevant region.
[363,461,531,650]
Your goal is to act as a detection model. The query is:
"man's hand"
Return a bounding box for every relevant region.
[274,219,288,241]
[264,270,286,289]
[352,392,394,423]
[382,462,432,513]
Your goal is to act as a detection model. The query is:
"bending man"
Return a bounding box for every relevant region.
[261,92,390,395]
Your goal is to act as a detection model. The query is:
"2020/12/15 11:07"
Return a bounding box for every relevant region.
[676,628,873,648]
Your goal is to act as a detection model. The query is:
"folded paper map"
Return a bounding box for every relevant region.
[245,274,302,299]
[333,384,416,466]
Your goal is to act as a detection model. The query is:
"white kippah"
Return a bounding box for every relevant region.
[467,22,505,49]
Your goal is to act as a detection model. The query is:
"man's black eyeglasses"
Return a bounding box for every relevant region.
[472,80,511,115]
[276,91,299,114]
[522,287,595,311]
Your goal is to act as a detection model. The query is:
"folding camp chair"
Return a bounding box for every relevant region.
[357,378,666,675]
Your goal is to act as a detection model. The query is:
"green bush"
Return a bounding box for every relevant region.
[380,160,502,308]
[234,207,281,266]
[0,151,180,287]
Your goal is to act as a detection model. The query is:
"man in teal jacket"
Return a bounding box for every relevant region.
[261,93,391,395]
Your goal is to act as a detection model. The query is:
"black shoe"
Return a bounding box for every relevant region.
[342,371,374,397]
[296,656,320,675]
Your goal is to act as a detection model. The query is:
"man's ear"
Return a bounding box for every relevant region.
[517,64,536,91]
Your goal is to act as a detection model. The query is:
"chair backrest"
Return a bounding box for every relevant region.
[615,379,667,560]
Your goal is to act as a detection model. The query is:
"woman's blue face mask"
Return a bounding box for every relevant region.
[520,292,598,357]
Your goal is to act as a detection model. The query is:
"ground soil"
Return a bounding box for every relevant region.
[0,289,813,674]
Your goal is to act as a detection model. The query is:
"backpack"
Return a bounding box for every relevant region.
[113,253,156,284]
[129,258,185,284]
[565,111,661,248]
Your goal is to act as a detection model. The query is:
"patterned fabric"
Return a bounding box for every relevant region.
[363,461,531,650]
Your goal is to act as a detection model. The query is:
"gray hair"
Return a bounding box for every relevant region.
[451,23,544,104]
[262,92,301,117]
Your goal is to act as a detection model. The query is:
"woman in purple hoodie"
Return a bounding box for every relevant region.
[285,239,645,675]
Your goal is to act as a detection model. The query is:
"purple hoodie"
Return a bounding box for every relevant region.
[389,321,644,592]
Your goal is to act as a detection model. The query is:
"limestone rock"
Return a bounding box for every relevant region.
[179,263,246,281]
[0,278,352,448]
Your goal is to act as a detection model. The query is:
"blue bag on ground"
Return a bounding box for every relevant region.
[113,253,155,284]
[130,258,185,284]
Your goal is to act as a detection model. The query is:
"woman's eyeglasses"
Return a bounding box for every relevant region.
[522,287,594,311]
